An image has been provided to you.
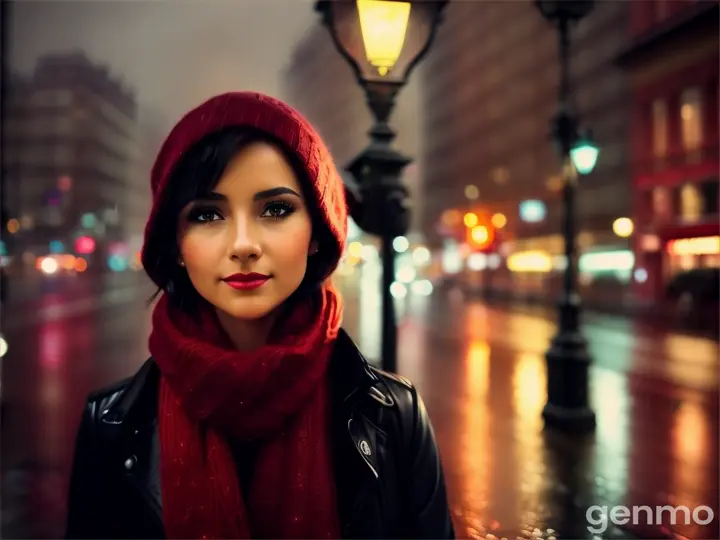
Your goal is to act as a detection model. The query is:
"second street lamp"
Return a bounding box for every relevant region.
[315,0,447,372]
[535,0,598,433]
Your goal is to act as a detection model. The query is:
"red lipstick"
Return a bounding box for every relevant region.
[222,273,270,291]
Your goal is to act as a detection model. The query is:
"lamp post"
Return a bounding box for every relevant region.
[316,0,447,372]
[535,0,599,432]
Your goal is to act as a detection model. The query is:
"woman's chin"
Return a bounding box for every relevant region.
[216,297,280,322]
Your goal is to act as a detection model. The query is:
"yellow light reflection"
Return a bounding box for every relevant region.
[664,335,719,391]
[460,340,491,530]
[513,353,546,513]
[357,0,411,76]
[513,353,546,429]
[672,401,710,499]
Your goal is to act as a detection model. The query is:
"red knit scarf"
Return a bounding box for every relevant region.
[148,286,343,539]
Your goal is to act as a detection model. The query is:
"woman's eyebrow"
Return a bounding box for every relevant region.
[253,187,301,201]
[192,192,227,202]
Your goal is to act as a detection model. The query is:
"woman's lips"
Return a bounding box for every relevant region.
[222,274,270,291]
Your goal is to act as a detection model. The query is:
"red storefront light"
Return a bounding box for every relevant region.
[75,236,96,255]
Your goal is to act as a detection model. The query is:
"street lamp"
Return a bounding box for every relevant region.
[316,0,447,373]
[570,132,600,175]
[535,0,598,433]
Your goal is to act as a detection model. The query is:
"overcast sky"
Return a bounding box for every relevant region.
[10,0,319,125]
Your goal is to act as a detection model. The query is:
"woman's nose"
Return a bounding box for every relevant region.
[228,217,262,261]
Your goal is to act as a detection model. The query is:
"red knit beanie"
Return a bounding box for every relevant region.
[142,92,348,286]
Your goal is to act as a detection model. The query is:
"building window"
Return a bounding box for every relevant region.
[652,186,672,220]
[680,87,703,158]
[651,99,668,165]
[679,183,703,223]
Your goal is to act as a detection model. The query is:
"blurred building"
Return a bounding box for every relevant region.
[125,106,167,253]
[282,22,425,237]
[421,2,633,301]
[617,0,719,305]
[4,51,138,264]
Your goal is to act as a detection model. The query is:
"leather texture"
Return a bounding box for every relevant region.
[65,329,455,539]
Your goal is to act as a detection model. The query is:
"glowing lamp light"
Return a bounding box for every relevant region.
[316,0,447,85]
[410,279,433,296]
[467,253,488,271]
[40,257,59,275]
[58,175,73,192]
[389,281,407,299]
[393,236,409,253]
[81,213,98,229]
[49,240,64,254]
[468,223,495,251]
[570,136,600,175]
[357,0,411,76]
[612,217,634,238]
[108,254,128,272]
[75,236,96,255]
[463,212,478,228]
[412,246,431,265]
[74,257,88,273]
[464,185,479,200]
[491,213,507,229]
[519,200,546,223]
[348,241,363,258]
[7,218,19,234]
[471,225,488,244]
[396,265,416,283]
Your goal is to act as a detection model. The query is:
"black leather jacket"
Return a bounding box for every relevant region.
[65,329,454,539]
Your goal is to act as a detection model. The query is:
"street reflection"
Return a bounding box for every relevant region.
[672,401,711,502]
[664,334,719,389]
[591,368,629,502]
[513,352,546,528]
[459,340,490,539]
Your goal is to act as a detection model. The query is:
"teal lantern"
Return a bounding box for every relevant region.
[570,134,600,175]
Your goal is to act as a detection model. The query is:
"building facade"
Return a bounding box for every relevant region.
[420,2,633,301]
[5,52,138,266]
[618,0,719,304]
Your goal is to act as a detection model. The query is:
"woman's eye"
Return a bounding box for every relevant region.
[261,201,295,219]
[189,208,222,223]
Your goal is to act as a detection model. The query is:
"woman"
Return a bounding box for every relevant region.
[65,92,453,539]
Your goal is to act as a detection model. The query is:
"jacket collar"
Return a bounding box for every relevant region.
[100,328,390,536]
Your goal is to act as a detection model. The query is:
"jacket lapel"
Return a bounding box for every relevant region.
[101,329,389,537]
[100,360,164,531]
[330,330,387,537]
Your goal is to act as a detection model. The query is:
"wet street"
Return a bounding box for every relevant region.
[1,272,718,539]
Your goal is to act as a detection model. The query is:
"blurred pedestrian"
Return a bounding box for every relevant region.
[65,92,453,539]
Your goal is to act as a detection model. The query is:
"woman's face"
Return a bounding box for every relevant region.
[178,141,315,321]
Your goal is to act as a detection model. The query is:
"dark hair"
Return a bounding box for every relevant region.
[142,126,339,314]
